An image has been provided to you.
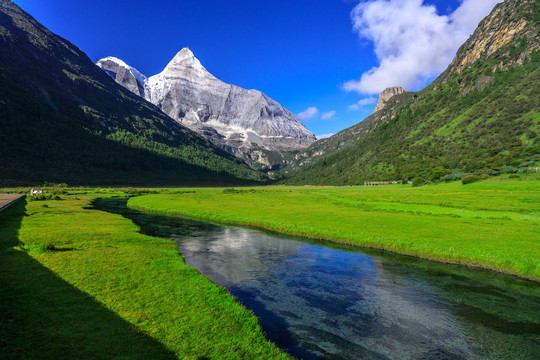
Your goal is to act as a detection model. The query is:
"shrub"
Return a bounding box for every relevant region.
[222,188,238,194]
[462,175,481,184]
[412,177,425,187]
[501,166,518,174]
[441,172,467,182]
[478,174,490,180]
[509,174,520,178]
[428,167,451,181]
[28,194,62,202]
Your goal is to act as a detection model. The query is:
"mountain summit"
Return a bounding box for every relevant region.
[0,0,265,185]
[97,48,316,169]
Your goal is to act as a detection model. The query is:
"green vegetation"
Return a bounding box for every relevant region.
[0,195,289,359]
[462,174,481,184]
[284,0,540,185]
[286,51,540,184]
[0,2,266,186]
[129,175,540,281]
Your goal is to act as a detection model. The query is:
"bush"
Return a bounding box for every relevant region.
[441,172,467,182]
[509,174,520,178]
[501,166,518,174]
[428,167,451,181]
[222,188,238,194]
[478,174,490,180]
[28,194,62,202]
[462,175,481,184]
[412,177,425,187]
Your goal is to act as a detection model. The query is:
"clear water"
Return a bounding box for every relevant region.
[95,198,540,360]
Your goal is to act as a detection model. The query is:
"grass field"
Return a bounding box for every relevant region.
[0,195,290,359]
[129,174,540,281]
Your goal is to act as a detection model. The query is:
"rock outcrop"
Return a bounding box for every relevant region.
[374,86,406,113]
[97,48,316,168]
[437,0,539,84]
[96,57,147,97]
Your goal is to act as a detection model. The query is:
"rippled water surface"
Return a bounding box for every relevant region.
[95,198,540,360]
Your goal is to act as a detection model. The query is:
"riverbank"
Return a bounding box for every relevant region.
[128,174,540,282]
[0,195,290,359]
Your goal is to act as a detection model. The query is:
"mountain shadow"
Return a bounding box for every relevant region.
[0,0,266,186]
[0,198,178,359]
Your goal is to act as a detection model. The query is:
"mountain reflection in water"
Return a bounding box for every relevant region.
[95,198,540,360]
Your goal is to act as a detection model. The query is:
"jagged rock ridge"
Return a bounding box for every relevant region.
[374,86,406,113]
[97,49,316,168]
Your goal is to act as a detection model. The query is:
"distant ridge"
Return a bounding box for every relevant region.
[0,0,266,186]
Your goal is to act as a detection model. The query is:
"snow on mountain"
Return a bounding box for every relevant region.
[97,48,315,168]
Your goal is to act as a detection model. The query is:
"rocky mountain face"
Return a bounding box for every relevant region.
[97,49,316,170]
[374,86,406,113]
[97,57,147,97]
[285,0,539,185]
[438,0,539,84]
[0,0,266,186]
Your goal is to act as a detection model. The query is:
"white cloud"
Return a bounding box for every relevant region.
[316,133,334,140]
[321,110,336,120]
[297,106,319,121]
[348,96,377,111]
[344,0,501,95]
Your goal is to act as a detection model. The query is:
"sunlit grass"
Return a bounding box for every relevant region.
[0,196,290,359]
[129,174,540,281]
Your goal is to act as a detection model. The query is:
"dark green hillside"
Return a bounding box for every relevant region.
[286,0,539,185]
[0,0,266,186]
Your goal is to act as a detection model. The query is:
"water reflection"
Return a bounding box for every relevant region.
[95,198,540,360]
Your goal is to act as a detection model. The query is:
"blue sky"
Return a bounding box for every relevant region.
[13,0,500,138]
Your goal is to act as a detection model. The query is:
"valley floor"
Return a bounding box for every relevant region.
[129,174,540,282]
[0,194,289,359]
[1,175,538,358]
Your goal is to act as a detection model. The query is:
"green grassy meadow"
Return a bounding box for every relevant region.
[1,174,538,358]
[0,195,290,359]
[129,174,540,281]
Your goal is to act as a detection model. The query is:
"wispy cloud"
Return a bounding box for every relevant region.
[316,133,334,140]
[297,106,319,121]
[344,0,501,95]
[348,96,377,111]
[321,110,336,120]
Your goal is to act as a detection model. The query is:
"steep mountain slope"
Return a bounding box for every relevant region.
[97,49,316,170]
[285,0,539,185]
[0,0,266,186]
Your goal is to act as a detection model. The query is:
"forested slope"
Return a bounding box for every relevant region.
[286,0,539,185]
[0,0,266,186]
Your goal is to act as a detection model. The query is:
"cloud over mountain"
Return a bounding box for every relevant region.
[297,107,319,121]
[344,0,501,95]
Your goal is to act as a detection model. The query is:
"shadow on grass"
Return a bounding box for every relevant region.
[0,198,177,360]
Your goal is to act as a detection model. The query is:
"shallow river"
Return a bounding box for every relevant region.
[95,198,540,360]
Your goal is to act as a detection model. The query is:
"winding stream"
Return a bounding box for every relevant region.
[95,198,540,360]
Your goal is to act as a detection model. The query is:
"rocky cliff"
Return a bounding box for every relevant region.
[96,57,147,97]
[97,49,316,169]
[374,86,406,113]
[436,0,539,85]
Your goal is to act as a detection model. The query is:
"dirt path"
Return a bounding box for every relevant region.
[0,194,24,212]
